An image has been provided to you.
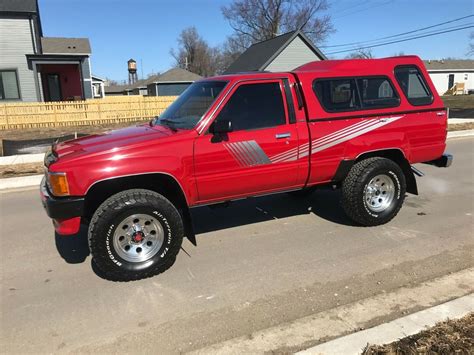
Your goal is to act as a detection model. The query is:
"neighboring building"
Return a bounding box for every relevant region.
[104,68,202,97]
[104,79,147,96]
[224,30,326,74]
[91,75,105,98]
[424,60,474,95]
[0,0,93,102]
[146,68,202,96]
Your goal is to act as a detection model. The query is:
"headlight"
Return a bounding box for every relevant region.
[48,172,70,196]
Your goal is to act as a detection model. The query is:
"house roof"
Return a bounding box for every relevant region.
[146,68,202,85]
[105,68,201,94]
[41,37,91,55]
[423,60,474,71]
[224,30,327,74]
[0,0,38,13]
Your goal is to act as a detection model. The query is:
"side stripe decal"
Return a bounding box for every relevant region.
[224,140,271,167]
[224,116,403,166]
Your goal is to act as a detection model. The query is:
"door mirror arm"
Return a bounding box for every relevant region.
[209,120,232,135]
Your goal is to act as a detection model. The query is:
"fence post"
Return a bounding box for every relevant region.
[2,104,9,130]
[53,103,58,124]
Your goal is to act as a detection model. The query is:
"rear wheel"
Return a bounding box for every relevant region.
[341,157,406,226]
[88,189,184,281]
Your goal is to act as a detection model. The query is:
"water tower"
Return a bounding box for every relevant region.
[128,58,138,85]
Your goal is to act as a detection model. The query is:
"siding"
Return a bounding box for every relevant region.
[428,71,474,95]
[0,17,38,101]
[81,57,93,99]
[265,36,321,72]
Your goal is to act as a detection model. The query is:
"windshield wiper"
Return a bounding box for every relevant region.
[158,118,178,132]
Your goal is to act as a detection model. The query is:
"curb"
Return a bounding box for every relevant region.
[189,269,473,354]
[0,174,43,191]
[447,129,474,138]
[0,153,44,166]
[299,294,473,355]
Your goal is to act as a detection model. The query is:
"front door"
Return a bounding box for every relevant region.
[448,74,455,91]
[46,74,62,101]
[194,80,302,203]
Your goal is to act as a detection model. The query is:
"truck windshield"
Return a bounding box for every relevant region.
[154,81,228,130]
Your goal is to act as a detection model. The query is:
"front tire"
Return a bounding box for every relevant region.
[341,157,406,226]
[88,189,184,281]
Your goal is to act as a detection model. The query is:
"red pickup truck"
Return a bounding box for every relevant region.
[41,56,452,281]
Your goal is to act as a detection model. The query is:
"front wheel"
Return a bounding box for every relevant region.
[88,189,184,281]
[341,157,406,226]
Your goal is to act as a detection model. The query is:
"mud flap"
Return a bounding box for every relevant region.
[182,207,197,246]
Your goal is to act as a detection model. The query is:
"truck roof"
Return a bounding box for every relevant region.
[209,55,426,81]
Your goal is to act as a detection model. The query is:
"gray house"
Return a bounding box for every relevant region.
[224,30,326,74]
[0,0,93,101]
[146,68,202,96]
[104,68,202,97]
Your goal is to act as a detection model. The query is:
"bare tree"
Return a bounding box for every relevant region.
[222,0,333,54]
[170,27,220,77]
[345,48,374,59]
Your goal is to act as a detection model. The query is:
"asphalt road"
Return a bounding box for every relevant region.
[1,137,473,353]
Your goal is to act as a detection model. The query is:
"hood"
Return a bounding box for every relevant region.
[53,124,177,160]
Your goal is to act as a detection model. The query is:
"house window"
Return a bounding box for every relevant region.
[0,70,20,100]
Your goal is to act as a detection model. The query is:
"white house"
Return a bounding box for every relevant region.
[424,60,474,95]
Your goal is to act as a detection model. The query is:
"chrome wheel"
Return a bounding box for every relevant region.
[113,214,164,263]
[364,174,395,213]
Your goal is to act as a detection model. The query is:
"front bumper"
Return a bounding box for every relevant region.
[425,153,453,168]
[40,177,84,234]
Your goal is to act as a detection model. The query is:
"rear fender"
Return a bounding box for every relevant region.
[334,149,418,195]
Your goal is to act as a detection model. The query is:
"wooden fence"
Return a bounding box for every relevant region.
[0,96,177,130]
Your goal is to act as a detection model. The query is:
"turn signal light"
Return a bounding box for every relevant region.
[49,173,70,196]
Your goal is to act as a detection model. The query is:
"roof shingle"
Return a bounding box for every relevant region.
[423,60,474,71]
[41,37,91,55]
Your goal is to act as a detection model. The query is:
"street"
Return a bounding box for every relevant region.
[1,137,473,353]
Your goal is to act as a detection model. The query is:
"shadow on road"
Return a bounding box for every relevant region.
[55,224,90,264]
[191,187,356,236]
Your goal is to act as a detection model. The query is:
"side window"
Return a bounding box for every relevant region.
[357,77,400,108]
[216,82,286,131]
[394,66,433,106]
[0,70,20,100]
[313,79,361,112]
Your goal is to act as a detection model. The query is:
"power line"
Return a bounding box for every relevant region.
[324,23,473,52]
[321,14,474,48]
[326,25,474,55]
[333,0,393,20]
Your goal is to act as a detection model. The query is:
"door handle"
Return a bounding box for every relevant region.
[275,132,291,139]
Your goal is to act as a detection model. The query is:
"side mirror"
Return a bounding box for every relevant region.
[209,120,232,134]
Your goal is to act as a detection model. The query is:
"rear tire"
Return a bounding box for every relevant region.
[88,189,184,281]
[341,157,406,226]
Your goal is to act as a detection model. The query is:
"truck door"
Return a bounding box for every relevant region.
[193,79,304,203]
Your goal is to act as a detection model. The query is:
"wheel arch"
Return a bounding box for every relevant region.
[84,173,196,245]
[335,148,418,195]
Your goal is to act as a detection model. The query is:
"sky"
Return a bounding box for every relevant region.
[38,0,474,81]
